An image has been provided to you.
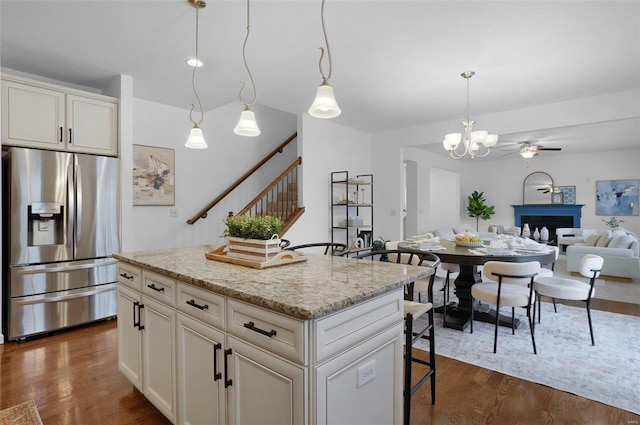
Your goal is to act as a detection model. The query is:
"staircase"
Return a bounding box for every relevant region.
[233,157,305,236]
[186,132,303,236]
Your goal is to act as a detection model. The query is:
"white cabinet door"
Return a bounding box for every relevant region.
[226,335,306,425]
[142,296,176,423]
[1,79,65,149]
[176,313,226,425]
[117,286,143,392]
[66,94,118,156]
[315,324,403,425]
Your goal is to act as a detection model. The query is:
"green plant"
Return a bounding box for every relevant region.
[467,190,495,231]
[372,237,389,261]
[222,215,284,240]
[602,216,624,229]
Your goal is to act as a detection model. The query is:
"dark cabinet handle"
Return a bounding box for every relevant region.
[133,301,139,328]
[213,343,222,381]
[244,321,277,338]
[120,273,134,280]
[137,303,145,331]
[224,348,233,388]
[147,283,165,292]
[186,299,209,310]
[59,126,63,142]
[69,128,72,144]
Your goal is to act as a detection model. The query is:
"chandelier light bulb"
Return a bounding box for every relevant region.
[185,125,207,149]
[234,106,261,137]
[186,57,204,67]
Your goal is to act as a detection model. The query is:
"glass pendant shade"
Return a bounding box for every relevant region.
[234,107,261,137]
[443,133,462,150]
[520,150,536,159]
[308,82,341,119]
[185,125,207,149]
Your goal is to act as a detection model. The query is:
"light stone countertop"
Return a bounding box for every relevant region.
[113,245,434,320]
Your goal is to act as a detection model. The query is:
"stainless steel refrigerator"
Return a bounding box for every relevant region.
[3,147,120,340]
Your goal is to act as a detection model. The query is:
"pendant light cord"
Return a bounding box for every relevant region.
[238,0,257,107]
[317,0,332,82]
[189,6,204,126]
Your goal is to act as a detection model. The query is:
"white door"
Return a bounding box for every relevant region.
[142,296,176,423]
[176,313,226,425]
[117,286,143,391]
[226,335,306,425]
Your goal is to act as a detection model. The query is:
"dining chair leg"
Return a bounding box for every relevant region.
[552,298,557,313]
[493,299,501,354]
[511,307,515,335]
[527,304,538,355]
[428,309,436,405]
[586,300,595,346]
[470,298,475,334]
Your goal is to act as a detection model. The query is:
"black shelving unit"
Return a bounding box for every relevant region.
[330,171,374,249]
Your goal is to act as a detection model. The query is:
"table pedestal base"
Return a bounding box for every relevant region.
[436,303,520,331]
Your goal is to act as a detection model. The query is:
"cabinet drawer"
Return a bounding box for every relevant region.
[227,299,307,365]
[117,263,141,291]
[176,282,225,330]
[313,289,403,363]
[142,270,176,307]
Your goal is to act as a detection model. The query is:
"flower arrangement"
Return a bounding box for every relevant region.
[602,216,624,229]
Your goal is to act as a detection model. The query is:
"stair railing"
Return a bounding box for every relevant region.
[187,132,297,225]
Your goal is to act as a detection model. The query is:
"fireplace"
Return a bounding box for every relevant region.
[512,204,584,244]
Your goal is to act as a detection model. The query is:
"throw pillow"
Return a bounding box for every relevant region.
[585,234,600,246]
[434,228,456,240]
[596,230,613,247]
[611,229,627,239]
[608,234,635,249]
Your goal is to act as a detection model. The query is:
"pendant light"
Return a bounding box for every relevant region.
[234,0,261,137]
[185,0,208,149]
[308,0,341,119]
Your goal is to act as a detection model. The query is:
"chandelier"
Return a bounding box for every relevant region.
[442,71,498,159]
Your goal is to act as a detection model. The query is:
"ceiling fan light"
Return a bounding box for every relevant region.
[234,107,261,137]
[185,125,208,149]
[186,57,204,67]
[483,134,499,147]
[309,82,341,119]
[444,133,462,149]
[520,149,535,159]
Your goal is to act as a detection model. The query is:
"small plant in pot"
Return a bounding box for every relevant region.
[223,215,284,262]
[467,190,495,231]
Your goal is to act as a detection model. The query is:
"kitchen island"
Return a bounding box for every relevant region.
[113,245,433,425]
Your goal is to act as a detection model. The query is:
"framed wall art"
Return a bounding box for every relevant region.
[595,179,638,216]
[552,191,564,204]
[132,144,175,206]
[557,186,576,204]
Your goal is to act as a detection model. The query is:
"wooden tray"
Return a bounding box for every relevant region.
[205,245,308,269]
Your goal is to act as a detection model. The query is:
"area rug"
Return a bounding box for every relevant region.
[0,400,43,425]
[413,301,640,415]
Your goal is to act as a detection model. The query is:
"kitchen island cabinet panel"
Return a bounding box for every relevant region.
[117,285,143,392]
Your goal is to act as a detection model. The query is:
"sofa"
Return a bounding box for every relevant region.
[566,228,640,279]
[556,228,597,251]
[431,224,499,241]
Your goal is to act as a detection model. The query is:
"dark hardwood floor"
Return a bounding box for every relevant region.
[1,298,638,424]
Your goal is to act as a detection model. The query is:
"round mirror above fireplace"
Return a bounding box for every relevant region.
[523,171,554,204]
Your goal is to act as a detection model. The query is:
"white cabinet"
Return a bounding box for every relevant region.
[226,335,306,425]
[1,74,118,156]
[142,296,176,423]
[117,261,403,425]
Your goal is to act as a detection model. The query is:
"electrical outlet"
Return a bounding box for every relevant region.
[357,360,376,388]
[169,208,179,218]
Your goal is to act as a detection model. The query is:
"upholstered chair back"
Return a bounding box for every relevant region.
[482,261,540,286]
[579,254,604,279]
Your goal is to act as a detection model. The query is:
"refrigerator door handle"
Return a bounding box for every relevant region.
[67,157,75,256]
[75,161,83,245]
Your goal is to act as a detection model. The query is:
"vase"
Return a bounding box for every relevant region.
[522,224,530,238]
[540,226,549,242]
[226,236,281,262]
[533,227,540,241]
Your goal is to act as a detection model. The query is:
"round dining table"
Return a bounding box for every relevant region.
[399,240,556,331]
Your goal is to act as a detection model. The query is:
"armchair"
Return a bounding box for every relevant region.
[556,228,597,251]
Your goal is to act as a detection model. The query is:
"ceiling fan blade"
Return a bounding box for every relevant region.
[537,147,562,151]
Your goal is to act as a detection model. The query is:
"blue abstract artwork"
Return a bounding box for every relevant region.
[596,179,639,216]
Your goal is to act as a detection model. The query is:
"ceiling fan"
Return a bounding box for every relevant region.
[502,141,562,158]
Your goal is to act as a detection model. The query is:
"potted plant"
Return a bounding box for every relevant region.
[223,215,284,262]
[467,190,495,231]
[602,216,624,230]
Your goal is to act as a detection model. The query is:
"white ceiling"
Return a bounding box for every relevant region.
[1,0,639,154]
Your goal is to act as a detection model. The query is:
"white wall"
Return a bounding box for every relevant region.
[130,99,297,251]
[284,114,372,247]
